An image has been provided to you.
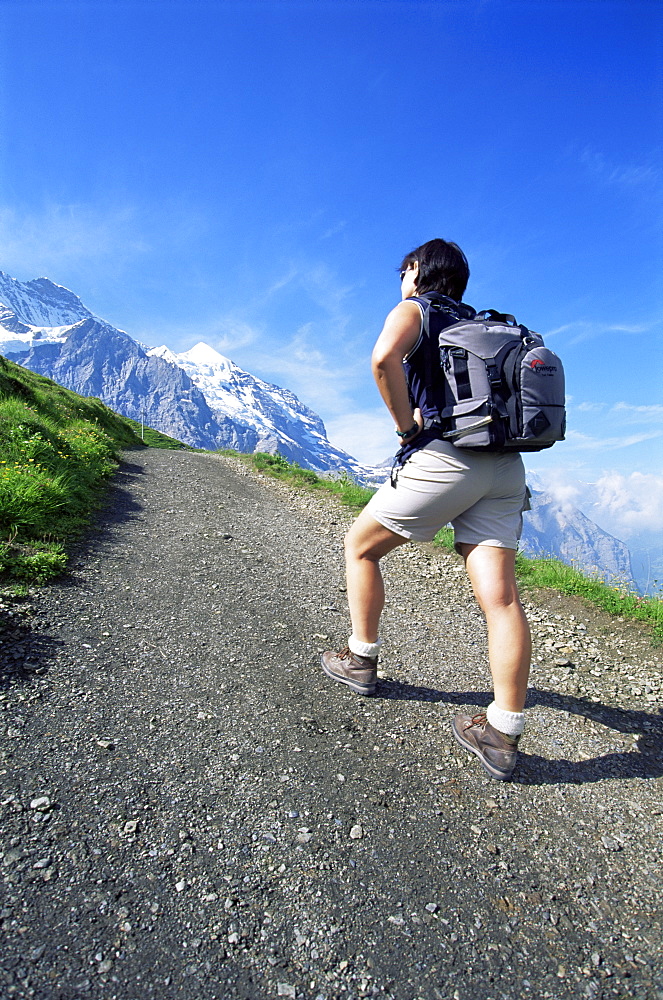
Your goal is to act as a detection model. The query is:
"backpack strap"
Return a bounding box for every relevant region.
[407,295,437,406]
[476,308,533,341]
[475,309,518,326]
[443,346,472,400]
[407,294,468,403]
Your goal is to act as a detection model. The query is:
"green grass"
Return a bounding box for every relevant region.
[122,417,191,450]
[224,450,376,512]
[432,527,662,643]
[514,552,663,640]
[433,525,455,551]
[0,355,152,585]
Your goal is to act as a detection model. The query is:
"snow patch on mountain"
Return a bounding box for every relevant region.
[148,341,379,479]
[0,310,74,355]
[0,270,93,328]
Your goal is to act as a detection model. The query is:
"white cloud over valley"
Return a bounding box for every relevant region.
[326,409,396,468]
[591,472,663,537]
[527,467,663,542]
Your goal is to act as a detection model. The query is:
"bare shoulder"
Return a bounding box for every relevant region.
[374,299,423,360]
[383,298,422,331]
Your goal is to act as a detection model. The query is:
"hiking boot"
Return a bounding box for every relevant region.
[452,713,520,781]
[321,647,377,696]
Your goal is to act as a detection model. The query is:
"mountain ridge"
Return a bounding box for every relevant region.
[0,270,378,477]
[521,487,636,590]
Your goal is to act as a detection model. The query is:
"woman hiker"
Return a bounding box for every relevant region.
[321,238,531,781]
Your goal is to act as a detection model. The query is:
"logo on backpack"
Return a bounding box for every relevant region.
[530,359,558,375]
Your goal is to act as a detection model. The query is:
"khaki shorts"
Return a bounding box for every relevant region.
[365,439,527,550]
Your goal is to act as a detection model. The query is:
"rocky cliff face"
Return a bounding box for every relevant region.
[521,488,637,590]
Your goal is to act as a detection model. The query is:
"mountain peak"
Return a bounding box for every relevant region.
[181,342,234,370]
[148,344,180,365]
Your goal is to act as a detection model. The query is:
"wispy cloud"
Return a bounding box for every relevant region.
[251,322,368,412]
[527,467,663,540]
[611,402,663,424]
[135,316,261,355]
[320,220,347,241]
[544,317,660,345]
[134,250,370,426]
[305,262,356,318]
[575,401,607,413]
[565,428,663,451]
[573,401,663,424]
[592,471,663,536]
[209,320,262,355]
[526,392,663,514]
[234,258,369,409]
[264,267,300,297]
[580,147,662,190]
[526,468,584,515]
[0,202,151,277]
[0,198,213,289]
[326,409,395,467]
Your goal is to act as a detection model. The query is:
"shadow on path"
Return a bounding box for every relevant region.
[376,678,663,784]
[63,457,146,568]
[0,612,65,689]
[0,458,146,689]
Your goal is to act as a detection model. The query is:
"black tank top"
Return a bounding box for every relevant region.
[403,292,476,426]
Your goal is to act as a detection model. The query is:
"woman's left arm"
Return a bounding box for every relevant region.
[371,300,423,441]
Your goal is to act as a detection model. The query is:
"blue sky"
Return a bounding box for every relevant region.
[0,0,661,548]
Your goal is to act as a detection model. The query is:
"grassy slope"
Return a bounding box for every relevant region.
[433,531,662,643]
[0,355,183,585]
[226,450,375,512]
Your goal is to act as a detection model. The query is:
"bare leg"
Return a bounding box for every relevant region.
[460,543,531,713]
[344,509,408,643]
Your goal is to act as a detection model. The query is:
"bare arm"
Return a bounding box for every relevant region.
[371,299,423,440]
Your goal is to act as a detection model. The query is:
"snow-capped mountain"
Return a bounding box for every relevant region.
[0,269,379,477]
[0,270,92,329]
[147,342,372,475]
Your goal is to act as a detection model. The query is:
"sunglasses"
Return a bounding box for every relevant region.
[399,268,408,281]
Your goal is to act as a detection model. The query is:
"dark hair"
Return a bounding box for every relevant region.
[399,238,470,300]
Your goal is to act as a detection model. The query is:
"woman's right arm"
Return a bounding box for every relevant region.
[371,300,423,441]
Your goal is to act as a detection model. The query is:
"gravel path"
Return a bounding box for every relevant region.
[1,447,661,1000]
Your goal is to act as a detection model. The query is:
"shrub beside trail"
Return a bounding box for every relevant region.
[0,355,181,586]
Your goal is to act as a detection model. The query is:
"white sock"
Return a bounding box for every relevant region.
[487,701,525,738]
[348,635,382,659]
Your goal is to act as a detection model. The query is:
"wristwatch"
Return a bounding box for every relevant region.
[395,421,419,439]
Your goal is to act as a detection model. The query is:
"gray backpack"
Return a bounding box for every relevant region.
[417,298,566,451]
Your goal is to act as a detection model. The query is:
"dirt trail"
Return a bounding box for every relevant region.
[1,448,661,1000]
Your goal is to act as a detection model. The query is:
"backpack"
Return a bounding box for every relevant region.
[413,296,566,452]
